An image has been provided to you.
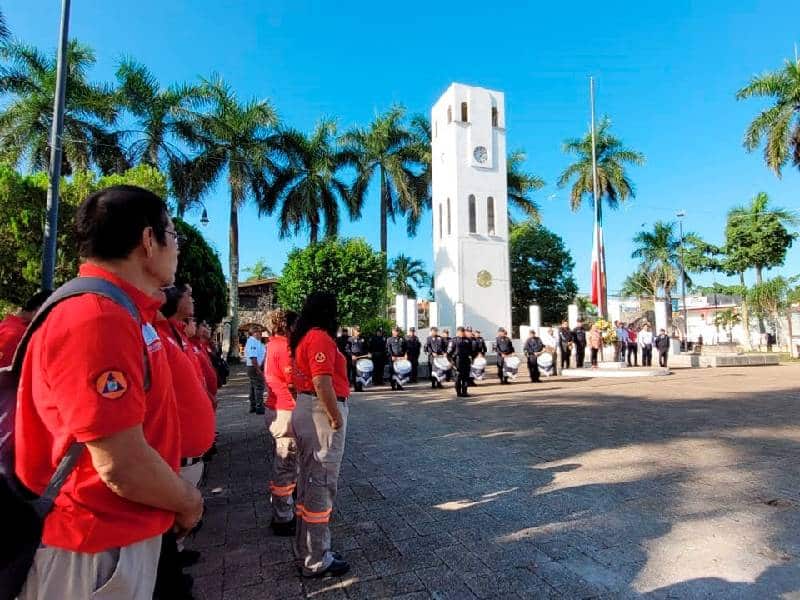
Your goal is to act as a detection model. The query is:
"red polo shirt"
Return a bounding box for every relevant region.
[156,320,216,458]
[0,313,27,368]
[265,334,294,410]
[14,263,180,553]
[190,337,218,397]
[292,328,349,398]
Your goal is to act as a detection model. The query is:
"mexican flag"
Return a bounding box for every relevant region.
[590,204,606,313]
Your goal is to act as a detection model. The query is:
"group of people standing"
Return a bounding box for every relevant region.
[613,320,672,367]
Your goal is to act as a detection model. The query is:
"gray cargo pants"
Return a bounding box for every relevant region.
[266,408,298,523]
[18,534,162,600]
[247,366,265,411]
[292,393,348,575]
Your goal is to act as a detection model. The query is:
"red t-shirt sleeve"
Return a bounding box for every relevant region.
[305,330,337,378]
[43,302,147,442]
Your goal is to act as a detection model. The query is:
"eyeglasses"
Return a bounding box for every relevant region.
[165,229,186,249]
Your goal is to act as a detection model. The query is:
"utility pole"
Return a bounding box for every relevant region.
[676,210,689,350]
[41,0,71,291]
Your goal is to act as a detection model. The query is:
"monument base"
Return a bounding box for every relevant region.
[562,362,670,378]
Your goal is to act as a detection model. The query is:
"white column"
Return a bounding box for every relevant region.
[654,300,668,335]
[519,325,530,341]
[406,298,418,330]
[455,302,465,328]
[529,305,541,331]
[429,301,438,328]
[568,304,579,329]
[395,294,407,330]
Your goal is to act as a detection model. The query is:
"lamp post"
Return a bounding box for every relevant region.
[41,0,71,291]
[200,207,210,227]
[676,210,689,350]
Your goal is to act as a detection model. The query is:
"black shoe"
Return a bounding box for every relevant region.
[178,549,201,568]
[271,518,296,537]
[303,557,350,578]
[397,384,403,391]
[249,406,256,413]
[255,407,265,415]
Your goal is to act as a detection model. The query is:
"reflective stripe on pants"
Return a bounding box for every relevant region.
[292,393,348,575]
[266,408,298,523]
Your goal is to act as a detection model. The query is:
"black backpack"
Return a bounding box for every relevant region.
[0,277,149,600]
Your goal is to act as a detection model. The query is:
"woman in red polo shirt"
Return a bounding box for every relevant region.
[289,292,350,579]
[264,308,299,537]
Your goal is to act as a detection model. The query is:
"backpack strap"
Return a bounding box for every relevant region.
[12,276,152,510]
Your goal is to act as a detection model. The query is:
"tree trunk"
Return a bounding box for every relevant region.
[379,168,388,259]
[664,287,673,330]
[739,271,751,350]
[227,194,240,360]
[754,265,766,333]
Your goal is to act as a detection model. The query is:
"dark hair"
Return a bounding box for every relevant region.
[76,185,170,260]
[289,292,338,353]
[161,283,189,318]
[23,289,52,312]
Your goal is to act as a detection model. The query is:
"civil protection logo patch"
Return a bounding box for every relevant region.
[315,352,327,363]
[96,370,128,399]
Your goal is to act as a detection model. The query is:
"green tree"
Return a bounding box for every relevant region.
[277,238,385,326]
[263,120,356,243]
[736,58,800,176]
[341,106,423,270]
[177,76,279,358]
[725,192,797,285]
[509,220,577,326]
[713,308,741,343]
[0,40,127,175]
[388,254,428,298]
[558,116,645,211]
[174,219,227,324]
[620,266,660,298]
[748,276,797,331]
[0,8,9,41]
[243,258,275,281]
[0,165,168,308]
[114,59,203,213]
[506,149,545,221]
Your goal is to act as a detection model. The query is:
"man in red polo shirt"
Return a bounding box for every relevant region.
[15,185,203,600]
[0,290,51,368]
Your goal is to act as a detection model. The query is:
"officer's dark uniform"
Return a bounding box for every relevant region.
[441,334,452,381]
[524,334,545,382]
[424,333,447,388]
[385,334,407,390]
[494,334,514,383]
[558,326,573,369]
[655,333,671,367]
[471,336,487,358]
[370,332,387,385]
[448,335,473,397]
[405,333,422,383]
[346,333,368,384]
[572,326,587,369]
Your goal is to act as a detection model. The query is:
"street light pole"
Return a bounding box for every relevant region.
[41,0,71,291]
[676,211,689,350]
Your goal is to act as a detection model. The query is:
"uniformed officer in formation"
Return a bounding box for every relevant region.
[494,327,515,384]
[572,320,587,369]
[424,326,447,388]
[405,327,422,383]
[524,329,545,383]
[440,328,453,381]
[473,330,488,357]
[448,327,474,397]
[336,327,350,357]
[558,320,573,369]
[369,328,388,385]
[345,325,369,386]
[386,327,407,390]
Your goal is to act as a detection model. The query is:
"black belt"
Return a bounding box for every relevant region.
[181,456,203,467]
[299,392,348,403]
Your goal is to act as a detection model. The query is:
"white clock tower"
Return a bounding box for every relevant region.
[431,83,512,335]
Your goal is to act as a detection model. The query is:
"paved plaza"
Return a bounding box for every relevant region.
[188,365,800,599]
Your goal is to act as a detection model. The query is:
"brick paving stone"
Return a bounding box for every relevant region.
[188,365,800,599]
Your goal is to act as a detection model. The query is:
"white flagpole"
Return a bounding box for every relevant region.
[589,76,605,319]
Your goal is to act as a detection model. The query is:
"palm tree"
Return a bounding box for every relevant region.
[737,58,800,177]
[388,254,428,298]
[115,59,202,213]
[177,76,279,359]
[0,41,127,175]
[507,149,545,222]
[558,116,645,211]
[341,106,423,268]
[243,258,275,281]
[261,119,356,243]
[0,8,9,42]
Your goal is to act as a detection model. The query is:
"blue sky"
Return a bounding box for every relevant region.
[6,0,800,295]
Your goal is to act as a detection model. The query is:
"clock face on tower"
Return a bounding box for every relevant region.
[473,146,488,164]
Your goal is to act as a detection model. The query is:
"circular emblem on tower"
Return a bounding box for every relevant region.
[477,270,493,288]
[473,145,488,164]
